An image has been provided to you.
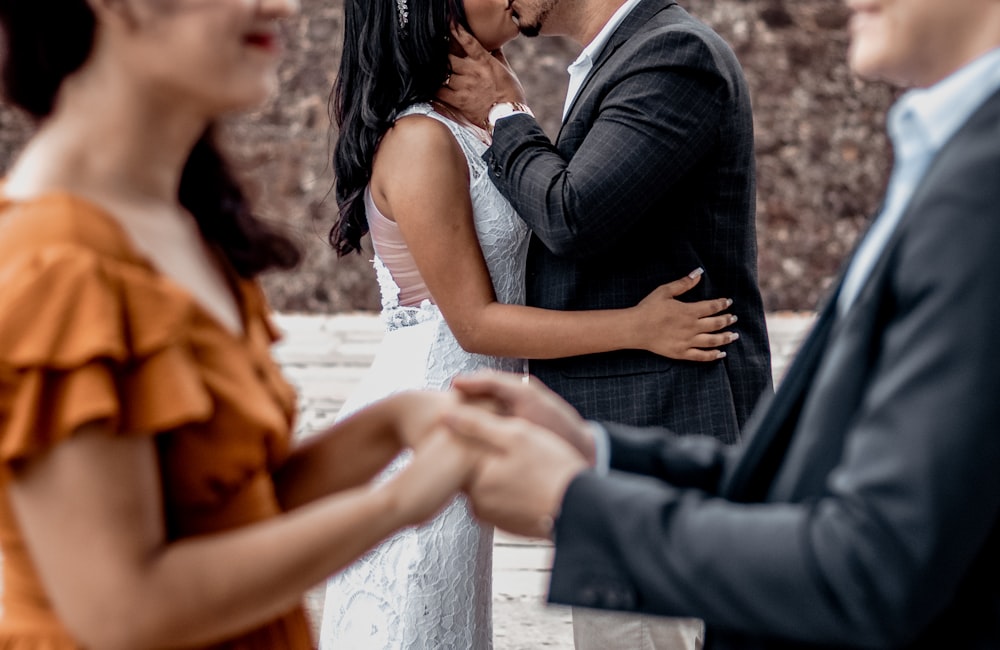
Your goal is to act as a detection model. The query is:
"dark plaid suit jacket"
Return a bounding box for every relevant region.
[547,88,1000,650]
[485,0,771,440]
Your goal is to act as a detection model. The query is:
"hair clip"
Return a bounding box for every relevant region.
[396,0,409,32]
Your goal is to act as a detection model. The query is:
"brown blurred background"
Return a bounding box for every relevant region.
[0,0,897,313]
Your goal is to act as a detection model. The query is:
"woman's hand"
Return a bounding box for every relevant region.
[446,403,589,539]
[276,390,468,508]
[387,390,504,450]
[631,268,738,361]
[452,372,596,465]
[384,429,483,527]
[385,391,461,449]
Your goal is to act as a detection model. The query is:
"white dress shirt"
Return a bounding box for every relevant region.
[838,47,1000,314]
[562,0,644,120]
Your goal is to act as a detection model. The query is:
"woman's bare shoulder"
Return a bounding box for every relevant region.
[379,113,463,163]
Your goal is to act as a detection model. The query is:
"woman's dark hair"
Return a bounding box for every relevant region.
[0,0,300,279]
[329,0,471,256]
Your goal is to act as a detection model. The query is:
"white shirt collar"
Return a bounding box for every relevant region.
[892,47,1000,153]
[838,47,1000,315]
[563,0,644,119]
[569,0,644,73]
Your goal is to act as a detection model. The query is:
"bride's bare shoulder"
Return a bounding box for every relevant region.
[374,114,467,186]
[380,114,460,158]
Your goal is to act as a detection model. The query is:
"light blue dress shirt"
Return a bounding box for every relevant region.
[838,47,1000,314]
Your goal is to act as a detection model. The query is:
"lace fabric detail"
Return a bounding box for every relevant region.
[382,300,438,332]
[375,257,439,332]
[320,103,530,649]
[373,254,402,313]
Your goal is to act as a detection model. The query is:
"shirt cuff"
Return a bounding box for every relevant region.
[586,421,611,476]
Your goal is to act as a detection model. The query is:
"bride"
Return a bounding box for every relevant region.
[319,0,740,647]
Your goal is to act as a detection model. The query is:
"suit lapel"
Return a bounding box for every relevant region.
[720,281,841,500]
[722,204,907,500]
[719,202,883,500]
[557,0,678,141]
[722,87,1000,501]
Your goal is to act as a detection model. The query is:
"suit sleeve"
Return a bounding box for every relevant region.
[484,29,727,258]
[602,421,732,493]
[548,164,1000,647]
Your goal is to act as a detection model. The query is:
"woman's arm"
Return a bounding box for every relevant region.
[7,417,475,650]
[273,390,460,510]
[372,115,736,363]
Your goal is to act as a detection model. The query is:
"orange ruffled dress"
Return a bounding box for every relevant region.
[0,190,314,649]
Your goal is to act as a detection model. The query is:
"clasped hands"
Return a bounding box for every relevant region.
[400,373,593,539]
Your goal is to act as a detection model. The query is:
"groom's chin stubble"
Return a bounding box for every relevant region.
[517,6,549,37]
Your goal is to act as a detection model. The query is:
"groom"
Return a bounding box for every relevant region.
[444,1,772,647]
[445,0,1000,647]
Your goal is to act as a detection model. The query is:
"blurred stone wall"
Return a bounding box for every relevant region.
[0,0,897,312]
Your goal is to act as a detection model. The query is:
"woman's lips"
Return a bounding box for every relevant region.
[244,32,281,53]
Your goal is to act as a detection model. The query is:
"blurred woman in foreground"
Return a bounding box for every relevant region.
[0,1,473,647]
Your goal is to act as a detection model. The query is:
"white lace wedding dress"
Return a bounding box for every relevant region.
[318,104,530,650]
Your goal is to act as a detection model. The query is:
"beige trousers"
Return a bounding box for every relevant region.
[573,608,704,650]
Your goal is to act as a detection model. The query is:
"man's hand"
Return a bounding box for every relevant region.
[445,404,589,538]
[452,372,597,465]
[441,24,527,127]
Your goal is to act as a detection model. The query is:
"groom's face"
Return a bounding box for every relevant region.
[510,0,560,36]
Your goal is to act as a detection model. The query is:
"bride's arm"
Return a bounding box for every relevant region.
[373,115,737,363]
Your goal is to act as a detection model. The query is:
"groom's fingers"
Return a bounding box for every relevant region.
[446,53,478,79]
[442,57,475,98]
[451,23,489,60]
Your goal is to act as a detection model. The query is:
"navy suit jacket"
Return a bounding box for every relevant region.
[485,0,771,439]
[547,88,1000,648]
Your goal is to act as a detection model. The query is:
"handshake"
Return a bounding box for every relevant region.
[381,373,596,540]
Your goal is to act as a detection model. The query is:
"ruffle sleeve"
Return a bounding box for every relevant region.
[0,243,214,465]
[240,279,285,346]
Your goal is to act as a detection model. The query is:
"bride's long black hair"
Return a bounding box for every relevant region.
[329,0,472,256]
